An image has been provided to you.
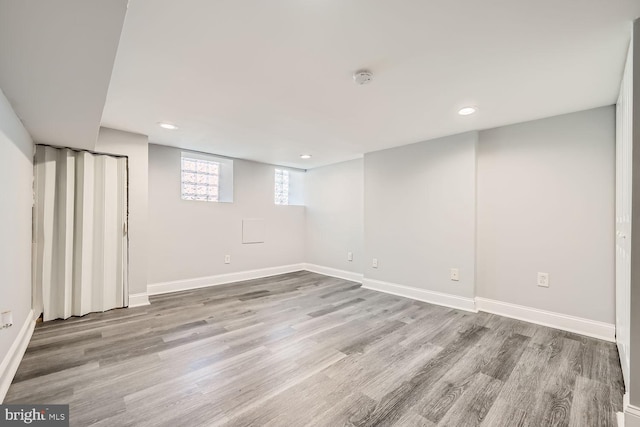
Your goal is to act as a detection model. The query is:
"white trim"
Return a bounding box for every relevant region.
[147,263,306,296]
[625,392,630,411]
[355,277,615,341]
[625,403,640,427]
[475,297,615,342]
[304,264,363,283]
[144,266,613,343]
[627,404,640,418]
[362,278,477,312]
[619,341,630,390]
[128,293,150,307]
[0,309,36,402]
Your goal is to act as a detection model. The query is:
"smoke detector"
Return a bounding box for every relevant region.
[353,70,374,85]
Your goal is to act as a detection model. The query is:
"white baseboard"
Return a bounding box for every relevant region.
[355,276,615,341]
[304,264,363,283]
[475,297,615,342]
[147,263,306,296]
[128,293,150,307]
[362,278,477,312]
[625,403,640,427]
[148,265,614,343]
[0,309,35,403]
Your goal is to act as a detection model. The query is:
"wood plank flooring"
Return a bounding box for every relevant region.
[5,271,624,426]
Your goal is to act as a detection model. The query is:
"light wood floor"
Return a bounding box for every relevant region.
[6,271,624,426]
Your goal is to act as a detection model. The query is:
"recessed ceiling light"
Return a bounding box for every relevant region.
[158,122,178,130]
[300,154,312,159]
[458,106,478,116]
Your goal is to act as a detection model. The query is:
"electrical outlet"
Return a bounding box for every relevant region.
[224,255,231,264]
[1,310,13,329]
[347,252,353,262]
[450,268,459,281]
[537,272,549,288]
[372,258,378,268]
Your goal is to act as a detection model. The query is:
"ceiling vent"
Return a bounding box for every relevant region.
[353,70,374,85]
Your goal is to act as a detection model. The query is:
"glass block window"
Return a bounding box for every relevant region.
[181,156,220,202]
[274,168,290,205]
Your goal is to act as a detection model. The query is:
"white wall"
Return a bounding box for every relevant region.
[95,127,149,295]
[0,89,34,397]
[0,0,128,151]
[363,132,478,298]
[147,144,305,284]
[305,159,364,274]
[477,107,615,323]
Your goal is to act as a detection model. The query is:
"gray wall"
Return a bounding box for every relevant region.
[0,89,34,388]
[364,132,478,298]
[147,144,305,284]
[305,159,364,273]
[95,127,149,295]
[306,107,615,326]
[477,107,615,322]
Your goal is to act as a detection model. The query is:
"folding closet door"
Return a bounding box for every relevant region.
[33,145,128,321]
[615,42,632,388]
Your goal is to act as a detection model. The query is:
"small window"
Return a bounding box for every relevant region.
[274,168,290,205]
[274,168,304,206]
[181,157,219,201]
[181,152,233,202]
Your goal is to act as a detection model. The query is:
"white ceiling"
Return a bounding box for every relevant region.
[101,0,640,169]
[0,0,128,150]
